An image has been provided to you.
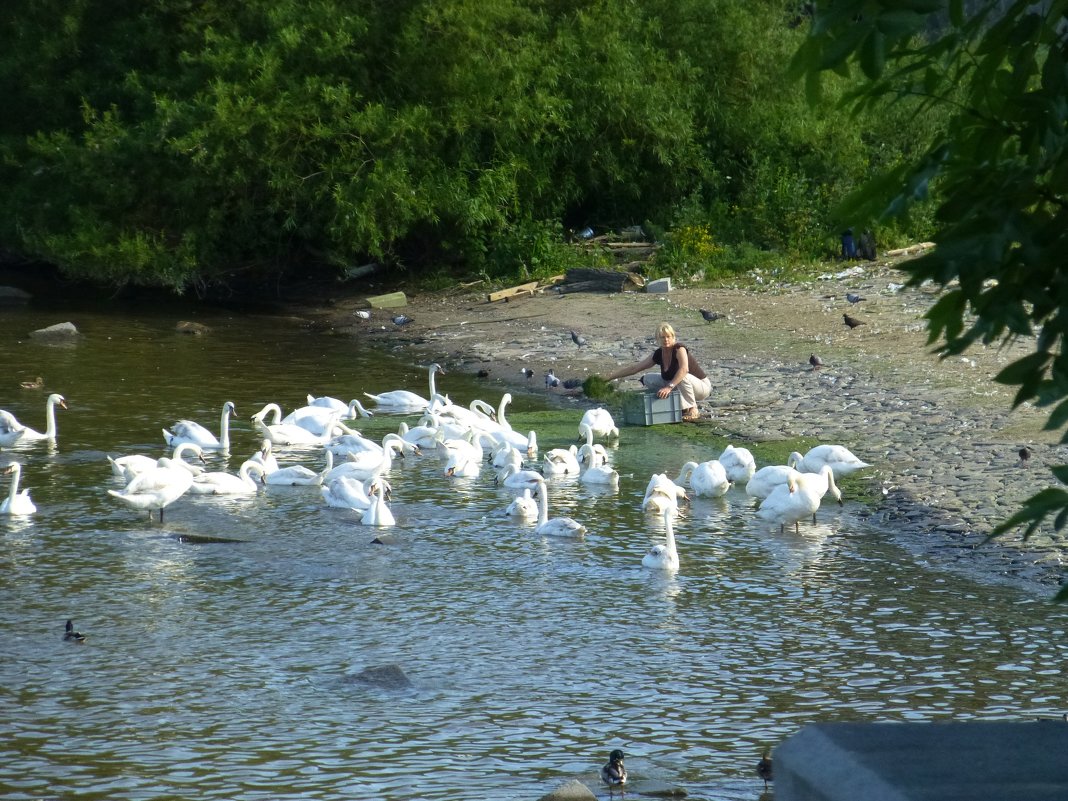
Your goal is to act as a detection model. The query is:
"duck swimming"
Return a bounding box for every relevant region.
[64,619,86,642]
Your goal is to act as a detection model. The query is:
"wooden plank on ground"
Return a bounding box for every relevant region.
[488,281,538,302]
[367,291,408,309]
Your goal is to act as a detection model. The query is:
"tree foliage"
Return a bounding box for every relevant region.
[792,0,1068,598]
[0,0,940,292]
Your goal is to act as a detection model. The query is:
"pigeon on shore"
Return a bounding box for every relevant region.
[520,368,535,381]
[843,314,865,329]
[809,354,824,370]
[391,314,413,326]
[700,309,724,322]
[1019,446,1032,466]
[545,371,561,388]
[571,330,589,347]
[354,310,371,320]
[846,293,866,304]
[562,378,584,390]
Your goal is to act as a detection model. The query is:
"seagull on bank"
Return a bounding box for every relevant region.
[700,309,724,322]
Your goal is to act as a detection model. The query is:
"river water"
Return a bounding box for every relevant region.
[1,304,1065,801]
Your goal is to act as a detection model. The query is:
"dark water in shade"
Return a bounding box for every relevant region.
[1,305,1065,801]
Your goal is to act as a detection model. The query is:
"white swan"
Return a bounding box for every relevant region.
[490,441,523,470]
[282,403,359,437]
[505,488,538,519]
[676,459,729,498]
[322,475,389,511]
[444,450,481,478]
[757,466,842,533]
[719,444,756,483]
[543,445,581,476]
[263,453,328,486]
[642,472,688,514]
[306,394,374,418]
[0,393,67,446]
[163,401,235,452]
[579,408,619,440]
[1,462,36,515]
[360,483,396,527]
[642,506,679,571]
[109,442,206,482]
[495,463,544,490]
[533,477,586,537]
[327,435,412,481]
[397,420,443,450]
[745,453,804,500]
[108,457,195,521]
[252,405,343,446]
[798,444,871,477]
[577,423,610,468]
[189,460,266,495]
[249,439,280,474]
[580,449,619,487]
[363,362,445,410]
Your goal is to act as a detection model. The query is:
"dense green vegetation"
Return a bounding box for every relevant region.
[0,1,943,295]
[793,0,1068,597]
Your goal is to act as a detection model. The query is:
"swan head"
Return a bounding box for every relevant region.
[47,393,67,410]
[430,363,445,374]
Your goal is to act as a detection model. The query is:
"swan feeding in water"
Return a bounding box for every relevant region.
[532,477,586,538]
[797,444,871,478]
[163,401,235,452]
[719,444,757,483]
[642,506,679,571]
[108,442,207,482]
[579,408,619,441]
[505,488,539,519]
[0,462,36,515]
[0,393,67,447]
[360,482,396,527]
[676,459,730,498]
[363,363,445,411]
[107,457,195,521]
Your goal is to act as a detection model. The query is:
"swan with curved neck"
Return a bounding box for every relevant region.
[505,488,538,519]
[109,441,207,482]
[719,444,756,483]
[798,444,871,477]
[757,465,842,533]
[363,363,445,410]
[579,407,619,441]
[676,459,730,498]
[745,453,804,500]
[1,462,36,515]
[163,401,235,452]
[189,460,266,495]
[252,406,343,446]
[533,477,586,537]
[0,393,67,447]
[580,448,619,487]
[360,483,396,527]
[642,506,679,570]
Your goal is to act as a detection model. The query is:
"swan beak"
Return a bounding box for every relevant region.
[446,467,455,477]
[58,399,68,410]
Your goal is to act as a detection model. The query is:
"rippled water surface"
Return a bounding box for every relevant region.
[1,305,1066,800]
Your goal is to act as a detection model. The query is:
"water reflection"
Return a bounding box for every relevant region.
[1,306,1067,801]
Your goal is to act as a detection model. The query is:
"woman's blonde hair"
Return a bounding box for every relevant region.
[656,322,676,343]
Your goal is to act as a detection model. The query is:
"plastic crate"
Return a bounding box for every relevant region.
[620,390,683,426]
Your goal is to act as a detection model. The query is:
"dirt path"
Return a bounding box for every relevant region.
[296,255,1068,591]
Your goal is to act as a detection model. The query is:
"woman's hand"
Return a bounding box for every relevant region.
[657,385,673,399]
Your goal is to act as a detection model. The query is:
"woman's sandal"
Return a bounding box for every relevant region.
[682,407,701,422]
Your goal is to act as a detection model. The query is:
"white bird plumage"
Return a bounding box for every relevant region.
[798,444,871,478]
[163,401,235,452]
[579,408,619,440]
[108,457,195,521]
[719,444,757,483]
[757,465,842,533]
[642,506,679,571]
[189,460,266,495]
[109,441,206,482]
[363,363,445,411]
[1,462,36,515]
[0,393,67,447]
[533,477,586,537]
[745,453,804,500]
[505,488,539,519]
[495,463,544,490]
[360,482,396,527]
[676,459,730,497]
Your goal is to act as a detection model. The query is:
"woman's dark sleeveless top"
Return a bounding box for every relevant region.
[652,343,706,381]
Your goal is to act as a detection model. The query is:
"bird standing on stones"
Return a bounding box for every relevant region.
[476,368,491,378]
[64,619,86,642]
[700,309,724,322]
[545,371,560,389]
[354,310,371,320]
[757,750,773,790]
[846,292,866,304]
[1019,446,1032,466]
[809,354,824,370]
[391,314,413,326]
[520,368,534,381]
[601,749,627,789]
[571,330,588,347]
[843,313,865,329]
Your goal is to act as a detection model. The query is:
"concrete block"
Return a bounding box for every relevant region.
[775,721,1068,801]
[645,277,671,293]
